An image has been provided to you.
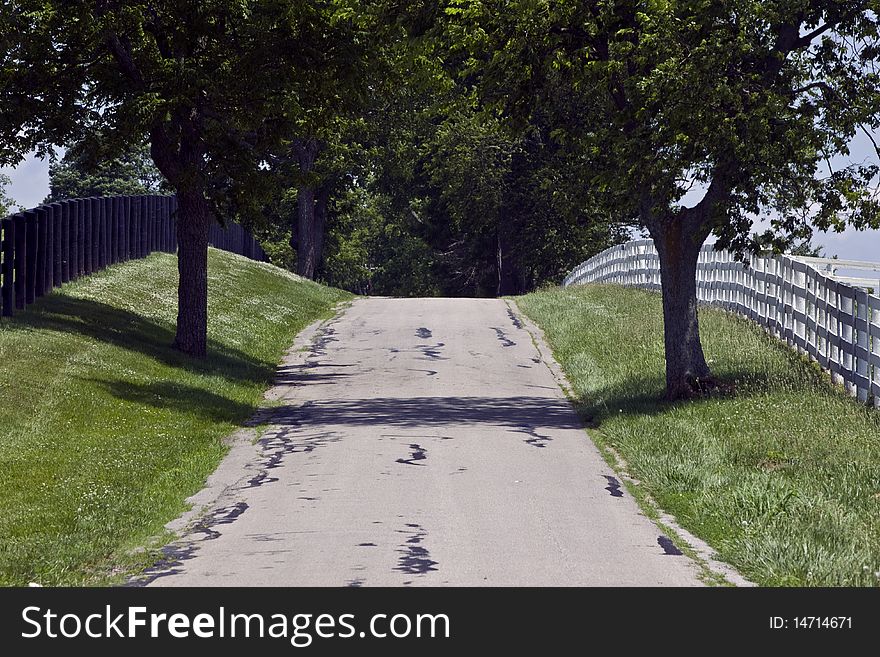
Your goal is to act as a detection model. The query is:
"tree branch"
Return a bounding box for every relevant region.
[858,122,880,160]
[791,80,835,96]
[792,22,834,50]
[105,32,145,88]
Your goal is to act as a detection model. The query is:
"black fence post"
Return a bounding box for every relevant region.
[98,197,105,269]
[60,201,70,283]
[149,196,156,253]
[149,195,157,254]
[167,196,173,251]
[141,196,152,258]
[51,202,62,288]
[135,196,144,258]
[96,197,104,270]
[14,214,26,309]
[25,210,37,304]
[116,196,124,263]
[147,196,156,253]
[126,196,135,259]
[106,197,112,266]
[35,207,47,297]
[94,197,104,270]
[76,199,85,278]
[69,200,79,280]
[170,195,178,252]
[83,198,92,274]
[162,196,170,252]
[122,196,130,260]
[108,196,117,265]
[131,196,144,258]
[43,205,54,294]
[44,205,54,293]
[1,216,14,316]
[108,196,115,264]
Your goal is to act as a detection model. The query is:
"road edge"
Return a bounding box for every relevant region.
[506,298,755,588]
[125,300,355,585]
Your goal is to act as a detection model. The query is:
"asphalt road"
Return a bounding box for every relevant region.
[145,297,703,586]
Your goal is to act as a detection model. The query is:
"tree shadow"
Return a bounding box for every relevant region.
[273,363,356,387]
[84,378,256,424]
[5,295,273,386]
[259,395,585,432]
[571,370,776,428]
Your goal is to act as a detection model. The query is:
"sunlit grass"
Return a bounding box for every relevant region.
[518,284,880,587]
[0,249,351,586]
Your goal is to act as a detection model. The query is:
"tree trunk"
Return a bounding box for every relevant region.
[288,221,298,260]
[149,120,211,358]
[292,138,320,279]
[297,184,316,279]
[496,229,503,297]
[496,217,519,296]
[173,189,211,357]
[652,219,712,400]
[314,184,329,274]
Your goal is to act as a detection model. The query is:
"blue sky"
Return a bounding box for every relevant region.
[3,133,880,261]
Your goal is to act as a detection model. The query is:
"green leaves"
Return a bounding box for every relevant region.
[445,0,880,251]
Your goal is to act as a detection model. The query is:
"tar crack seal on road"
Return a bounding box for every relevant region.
[395,523,439,576]
[657,536,684,556]
[396,443,427,466]
[492,327,516,347]
[603,475,624,498]
[417,342,446,360]
[514,424,552,448]
[507,308,524,329]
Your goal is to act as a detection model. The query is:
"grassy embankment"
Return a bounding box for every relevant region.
[0,249,351,585]
[518,284,880,586]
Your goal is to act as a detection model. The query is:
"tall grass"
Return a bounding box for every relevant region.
[518,284,880,586]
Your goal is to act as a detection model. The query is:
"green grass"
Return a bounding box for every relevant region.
[0,249,351,586]
[517,284,880,587]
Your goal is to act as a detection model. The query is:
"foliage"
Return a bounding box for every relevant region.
[44,141,169,202]
[443,0,880,249]
[0,3,87,165]
[322,183,439,295]
[0,172,18,216]
[2,1,375,354]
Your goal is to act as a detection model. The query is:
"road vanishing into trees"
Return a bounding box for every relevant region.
[141,298,702,587]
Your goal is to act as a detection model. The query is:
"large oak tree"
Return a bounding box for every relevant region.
[444,0,880,398]
[1,1,348,356]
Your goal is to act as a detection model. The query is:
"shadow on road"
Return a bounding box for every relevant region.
[261,395,584,431]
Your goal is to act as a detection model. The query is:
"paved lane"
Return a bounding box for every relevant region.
[146,297,702,586]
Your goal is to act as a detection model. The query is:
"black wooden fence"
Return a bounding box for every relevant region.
[0,194,266,317]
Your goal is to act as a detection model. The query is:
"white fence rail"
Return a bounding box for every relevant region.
[563,239,880,407]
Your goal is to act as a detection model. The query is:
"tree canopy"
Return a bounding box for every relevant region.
[439,0,880,396]
[44,141,168,202]
[4,1,879,397]
[2,0,374,356]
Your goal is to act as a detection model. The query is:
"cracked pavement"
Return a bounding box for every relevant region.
[143,297,703,586]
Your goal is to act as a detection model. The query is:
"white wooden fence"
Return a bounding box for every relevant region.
[563,239,880,407]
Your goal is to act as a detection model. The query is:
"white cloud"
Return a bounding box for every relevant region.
[0,152,51,209]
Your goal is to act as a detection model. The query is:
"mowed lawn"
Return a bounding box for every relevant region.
[0,249,351,585]
[518,284,880,586]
